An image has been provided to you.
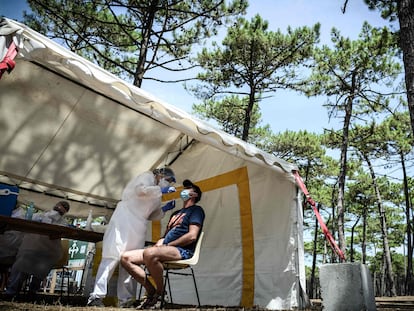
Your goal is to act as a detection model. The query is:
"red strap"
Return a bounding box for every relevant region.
[0,41,18,79]
[293,170,346,261]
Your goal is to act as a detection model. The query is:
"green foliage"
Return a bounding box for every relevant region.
[193,14,320,94]
[368,251,406,276]
[269,130,324,162]
[306,22,401,119]
[190,14,320,140]
[364,0,398,22]
[192,95,272,144]
[362,0,414,158]
[305,265,318,279]
[382,111,414,158]
[23,0,248,86]
[268,130,339,193]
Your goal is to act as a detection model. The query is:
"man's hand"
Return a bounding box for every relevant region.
[161,186,176,194]
[155,238,164,247]
[162,200,175,212]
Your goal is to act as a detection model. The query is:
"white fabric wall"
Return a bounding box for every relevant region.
[146,143,303,309]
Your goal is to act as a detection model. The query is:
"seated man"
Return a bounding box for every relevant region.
[121,179,205,309]
[5,201,70,299]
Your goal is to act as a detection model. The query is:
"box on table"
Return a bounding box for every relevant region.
[0,183,19,216]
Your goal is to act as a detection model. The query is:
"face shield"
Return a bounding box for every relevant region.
[155,167,176,187]
[159,167,175,183]
[158,178,171,188]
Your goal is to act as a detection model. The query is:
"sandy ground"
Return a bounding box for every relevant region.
[2,295,414,310]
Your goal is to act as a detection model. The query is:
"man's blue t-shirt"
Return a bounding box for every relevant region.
[163,205,205,252]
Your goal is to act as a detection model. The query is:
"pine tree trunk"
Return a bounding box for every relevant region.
[397,0,414,138]
[309,204,319,299]
[134,0,158,87]
[350,216,360,262]
[363,153,396,296]
[362,203,367,264]
[381,254,386,296]
[337,97,353,259]
[401,152,413,294]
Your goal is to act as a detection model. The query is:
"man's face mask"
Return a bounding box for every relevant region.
[180,189,191,201]
[53,204,67,216]
[45,210,62,221]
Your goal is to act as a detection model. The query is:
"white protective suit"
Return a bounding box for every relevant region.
[11,210,68,279]
[90,171,166,305]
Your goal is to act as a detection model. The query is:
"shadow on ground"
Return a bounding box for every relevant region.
[0,293,320,311]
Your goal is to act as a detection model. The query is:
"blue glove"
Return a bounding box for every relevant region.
[161,186,176,194]
[162,200,176,212]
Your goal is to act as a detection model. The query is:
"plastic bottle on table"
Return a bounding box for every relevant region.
[25,202,35,220]
[85,209,93,230]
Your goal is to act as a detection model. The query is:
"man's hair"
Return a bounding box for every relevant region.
[183,179,202,203]
[57,200,70,212]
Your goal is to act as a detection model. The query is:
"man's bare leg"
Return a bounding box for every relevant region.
[120,249,156,296]
[143,245,182,295]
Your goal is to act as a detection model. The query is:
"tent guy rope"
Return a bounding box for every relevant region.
[0,41,17,79]
[293,170,346,262]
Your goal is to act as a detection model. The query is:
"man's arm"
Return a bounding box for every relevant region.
[165,224,200,247]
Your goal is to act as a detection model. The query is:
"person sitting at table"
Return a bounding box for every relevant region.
[4,200,70,300]
[0,204,30,262]
[0,205,26,291]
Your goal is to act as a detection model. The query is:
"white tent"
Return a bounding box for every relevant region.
[0,18,308,310]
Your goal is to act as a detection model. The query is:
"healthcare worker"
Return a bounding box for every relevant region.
[4,200,70,299]
[0,206,27,291]
[87,167,176,308]
[0,206,26,269]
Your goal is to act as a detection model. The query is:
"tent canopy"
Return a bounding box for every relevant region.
[0,18,306,310]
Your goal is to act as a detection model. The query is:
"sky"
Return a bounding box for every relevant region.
[0,0,391,134]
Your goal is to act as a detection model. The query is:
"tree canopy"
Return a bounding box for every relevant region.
[24,0,248,87]
[189,14,320,141]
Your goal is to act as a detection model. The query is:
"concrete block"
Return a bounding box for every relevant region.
[319,263,376,311]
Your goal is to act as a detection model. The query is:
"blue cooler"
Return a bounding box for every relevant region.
[0,183,19,216]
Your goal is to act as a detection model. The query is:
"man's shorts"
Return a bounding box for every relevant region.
[176,247,194,259]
